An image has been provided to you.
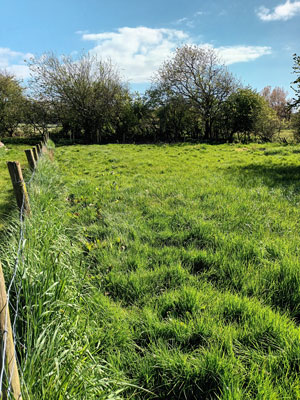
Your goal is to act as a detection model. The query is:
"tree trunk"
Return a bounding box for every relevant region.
[204,118,211,141]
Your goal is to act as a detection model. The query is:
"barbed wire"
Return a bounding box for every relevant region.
[0,143,44,399]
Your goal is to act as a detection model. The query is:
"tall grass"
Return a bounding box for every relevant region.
[0,150,126,399]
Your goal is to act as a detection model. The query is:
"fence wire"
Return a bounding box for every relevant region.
[0,148,40,399]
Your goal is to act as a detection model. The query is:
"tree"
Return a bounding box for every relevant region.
[291,53,300,108]
[222,88,279,142]
[154,45,238,141]
[146,88,199,142]
[290,54,300,139]
[261,86,290,121]
[0,72,25,136]
[28,53,127,143]
[291,111,300,140]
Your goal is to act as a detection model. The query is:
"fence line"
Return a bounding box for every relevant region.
[0,135,49,399]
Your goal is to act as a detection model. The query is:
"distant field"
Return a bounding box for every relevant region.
[51,143,300,399]
[0,143,28,231]
[277,128,295,142]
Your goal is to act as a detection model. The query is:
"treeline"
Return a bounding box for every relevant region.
[1,46,300,144]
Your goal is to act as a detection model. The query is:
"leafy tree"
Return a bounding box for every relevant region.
[146,88,199,142]
[28,53,127,143]
[222,88,279,142]
[115,92,156,143]
[0,72,25,136]
[22,98,57,137]
[291,111,300,140]
[255,100,280,142]
[154,45,238,141]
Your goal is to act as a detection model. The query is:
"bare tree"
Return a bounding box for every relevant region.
[291,53,300,108]
[28,53,127,143]
[261,86,289,120]
[154,45,238,140]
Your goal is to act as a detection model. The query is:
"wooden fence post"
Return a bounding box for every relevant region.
[24,150,36,171]
[32,147,38,162]
[7,162,31,216]
[0,262,22,400]
[35,145,40,158]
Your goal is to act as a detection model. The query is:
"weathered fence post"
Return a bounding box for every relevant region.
[35,145,40,158]
[24,149,36,171]
[32,147,38,162]
[0,262,22,400]
[7,162,31,216]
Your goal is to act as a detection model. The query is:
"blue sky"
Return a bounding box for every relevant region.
[0,0,299,97]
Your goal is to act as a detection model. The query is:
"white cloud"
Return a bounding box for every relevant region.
[81,27,272,83]
[173,11,206,28]
[173,17,195,28]
[82,27,189,83]
[0,48,33,79]
[217,45,272,64]
[257,0,300,21]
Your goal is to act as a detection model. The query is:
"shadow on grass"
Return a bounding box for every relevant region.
[229,163,300,193]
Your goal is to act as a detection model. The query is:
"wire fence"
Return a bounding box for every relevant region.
[0,139,46,399]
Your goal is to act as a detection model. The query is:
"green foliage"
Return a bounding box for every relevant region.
[221,88,280,142]
[291,110,300,140]
[22,48,290,145]
[0,72,25,136]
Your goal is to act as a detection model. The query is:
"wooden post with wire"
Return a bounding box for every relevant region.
[24,149,36,171]
[0,262,22,400]
[7,162,31,216]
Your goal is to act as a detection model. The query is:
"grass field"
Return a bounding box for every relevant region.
[2,141,300,399]
[0,142,28,232]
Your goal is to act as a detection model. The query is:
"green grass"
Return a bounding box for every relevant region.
[0,142,28,232]
[2,142,300,398]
